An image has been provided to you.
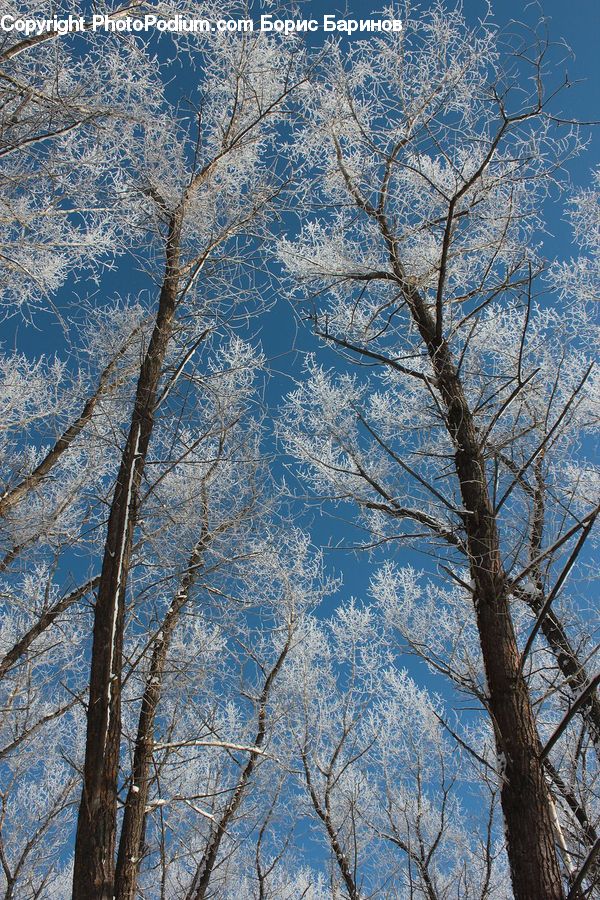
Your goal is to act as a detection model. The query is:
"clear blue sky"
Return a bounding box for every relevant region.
[5,0,597,596]
[1,0,596,874]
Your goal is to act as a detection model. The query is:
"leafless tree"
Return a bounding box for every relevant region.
[279,7,599,898]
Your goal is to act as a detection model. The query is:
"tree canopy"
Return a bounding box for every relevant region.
[0,3,598,899]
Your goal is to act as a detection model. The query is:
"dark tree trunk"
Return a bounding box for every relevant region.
[397,275,565,899]
[329,122,568,898]
[114,538,206,900]
[72,216,181,900]
[113,595,183,900]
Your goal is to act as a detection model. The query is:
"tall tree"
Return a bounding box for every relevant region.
[278,6,598,898]
[0,4,598,897]
[70,26,306,898]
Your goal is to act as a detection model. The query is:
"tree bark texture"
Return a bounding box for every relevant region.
[390,263,566,898]
[72,216,182,900]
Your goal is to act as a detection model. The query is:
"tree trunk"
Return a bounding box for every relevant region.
[114,537,207,900]
[398,276,565,899]
[186,640,291,900]
[72,216,181,900]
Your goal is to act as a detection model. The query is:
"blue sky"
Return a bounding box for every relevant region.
[260,0,600,594]
[1,0,597,881]
[4,0,598,600]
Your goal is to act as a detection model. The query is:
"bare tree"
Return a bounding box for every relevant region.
[68,24,307,897]
[279,6,599,898]
[1,3,598,898]
[279,601,509,899]
[0,10,309,897]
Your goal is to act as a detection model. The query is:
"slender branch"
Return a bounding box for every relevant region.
[541,674,600,761]
[518,510,598,677]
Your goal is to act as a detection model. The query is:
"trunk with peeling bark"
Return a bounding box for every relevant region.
[72,216,182,900]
